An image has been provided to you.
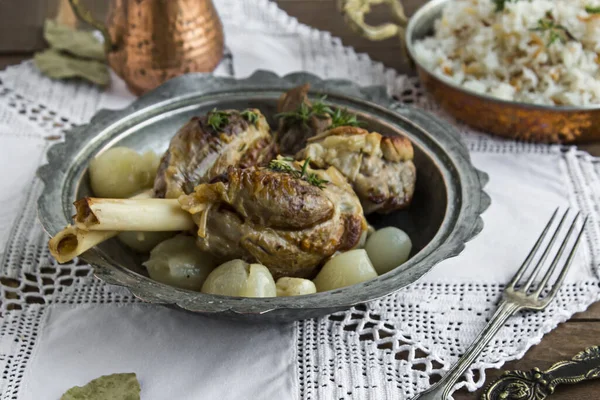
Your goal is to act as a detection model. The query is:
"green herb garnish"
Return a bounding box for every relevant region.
[493,0,518,12]
[310,96,334,117]
[207,108,230,131]
[267,157,328,189]
[275,96,332,126]
[268,157,299,176]
[241,109,260,125]
[304,171,329,189]
[275,95,363,131]
[275,102,313,126]
[299,157,329,189]
[328,108,364,129]
[300,157,310,177]
[585,5,600,14]
[530,11,576,45]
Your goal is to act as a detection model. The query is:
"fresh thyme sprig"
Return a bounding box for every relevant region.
[310,96,334,117]
[298,158,329,189]
[274,96,332,126]
[585,5,600,14]
[275,102,313,125]
[530,11,577,45]
[268,157,298,176]
[300,157,310,177]
[328,108,365,130]
[304,170,329,189]
[207,108,230,131]
[267,157,328,189]
[241,109,260,125]
[275,95,364,131]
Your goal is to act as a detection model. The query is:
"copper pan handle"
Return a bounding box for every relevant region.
[67,0,113,54]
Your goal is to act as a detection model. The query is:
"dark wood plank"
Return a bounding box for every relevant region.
[580,143,600,158]
[571,301,600,320]
[454,322,600,399]
[0,0,108,53]
[0,54,31,70]
[274,0,424,73]
[0,0,60,52]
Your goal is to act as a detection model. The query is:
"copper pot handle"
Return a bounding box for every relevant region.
[337,0,408,41]
[67,0,113,54]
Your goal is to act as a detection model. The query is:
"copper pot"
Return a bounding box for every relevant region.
[338,0,600,143]
[69,0,224,95]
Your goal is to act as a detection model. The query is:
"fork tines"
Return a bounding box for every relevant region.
[507,208,588,299]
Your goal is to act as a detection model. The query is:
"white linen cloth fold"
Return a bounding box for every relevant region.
[19,304,297,400]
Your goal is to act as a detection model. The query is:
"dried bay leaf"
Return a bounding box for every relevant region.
[44,19,106,61]
[34,49,110,86]
[60,373,141,400]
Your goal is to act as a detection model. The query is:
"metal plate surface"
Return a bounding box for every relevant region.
[37,70,490,322]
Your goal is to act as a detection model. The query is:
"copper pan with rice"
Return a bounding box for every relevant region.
[339,0,600,142]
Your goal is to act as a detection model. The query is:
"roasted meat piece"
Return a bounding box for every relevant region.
[296,126,416,214]
[275,84,332,155]
[153,109,276,199]
[178,160,367,279]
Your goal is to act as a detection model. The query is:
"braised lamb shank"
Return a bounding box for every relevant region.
[154,108,276,199]
[48,85,420,269]
[179,160,367,279]
[276,85,417,214]
[297,126,416,214]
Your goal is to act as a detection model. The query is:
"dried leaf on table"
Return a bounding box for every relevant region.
[34,49,110,87]
[60,373,140,400]
[44,19,106,62]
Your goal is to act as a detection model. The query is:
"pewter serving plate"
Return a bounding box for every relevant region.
[37,71,490,322]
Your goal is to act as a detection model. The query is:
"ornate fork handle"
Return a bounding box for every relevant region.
[411,301,521,400]
[483,346,600,400]
[411,209,586,400]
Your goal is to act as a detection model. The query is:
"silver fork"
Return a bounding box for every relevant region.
[410,208,588,400]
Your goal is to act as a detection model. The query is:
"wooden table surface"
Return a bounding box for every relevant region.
[0,1,598,399]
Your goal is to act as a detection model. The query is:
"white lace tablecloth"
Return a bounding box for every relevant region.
[1,1,599,399]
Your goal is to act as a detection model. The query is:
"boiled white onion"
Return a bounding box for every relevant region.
[276,277,317,297]
[201,260,276,298]
[89,147,160,198]
[117,231,174,253]
[241,264,277,297]
[143,235,217,291]
[313,249,378,292]
[364,227,412,275]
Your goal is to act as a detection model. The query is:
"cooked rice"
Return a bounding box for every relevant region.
[413,0,600,106]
